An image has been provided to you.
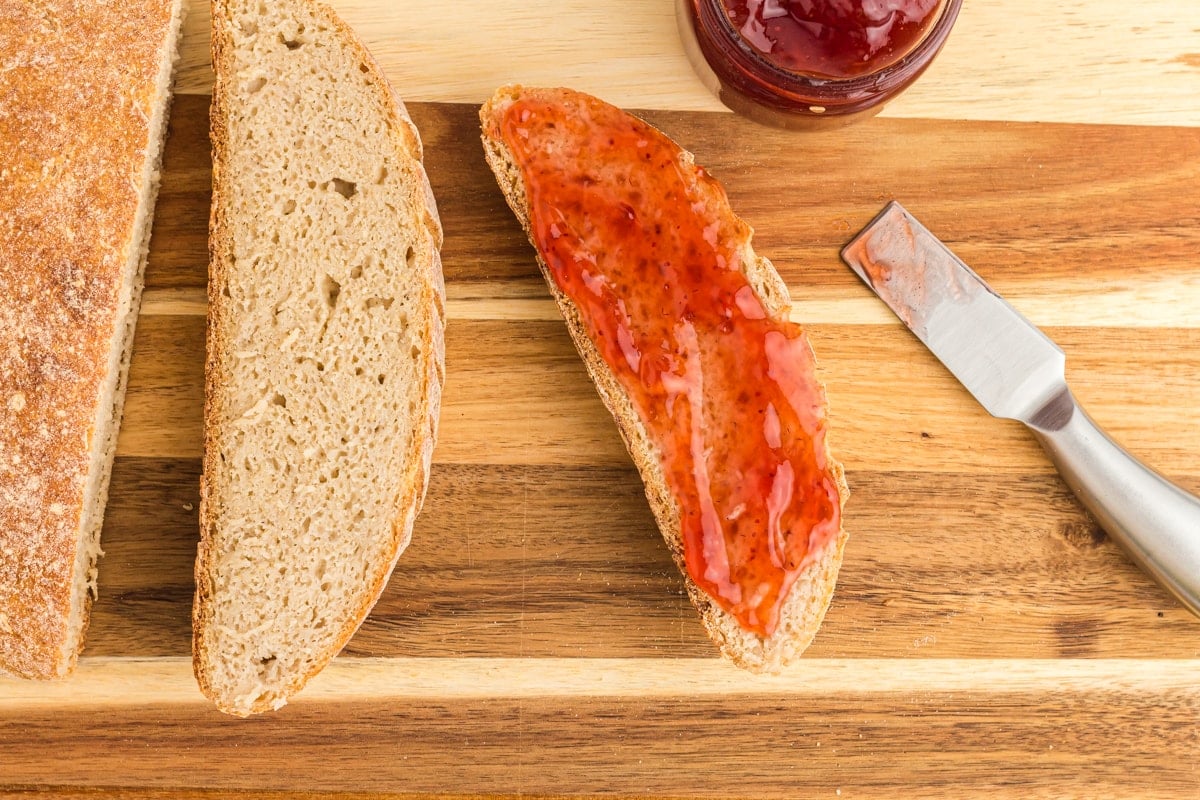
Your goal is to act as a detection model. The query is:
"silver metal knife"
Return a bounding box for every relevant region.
[841,200,1200,616]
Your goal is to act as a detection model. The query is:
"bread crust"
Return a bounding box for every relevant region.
[480,86,849,671]
[196,0,445,715]
[0,0,185,679]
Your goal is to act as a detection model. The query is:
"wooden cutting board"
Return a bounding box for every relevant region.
[3,94,1200,798]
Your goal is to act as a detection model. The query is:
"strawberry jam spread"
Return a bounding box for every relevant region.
[721,0,944,79]
[493,90,841,636]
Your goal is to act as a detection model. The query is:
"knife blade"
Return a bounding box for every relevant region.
[841,202,1065,423]
[841,201,1200,617]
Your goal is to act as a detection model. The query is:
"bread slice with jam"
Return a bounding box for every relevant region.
[480,85,849,672]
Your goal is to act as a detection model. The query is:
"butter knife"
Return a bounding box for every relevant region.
[841,201,1200,616]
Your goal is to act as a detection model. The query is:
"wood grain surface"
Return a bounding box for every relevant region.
[170,0,1200,127]
[4,92,1200,797]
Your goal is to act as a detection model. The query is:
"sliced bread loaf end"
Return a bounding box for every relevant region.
[0,0,186,679]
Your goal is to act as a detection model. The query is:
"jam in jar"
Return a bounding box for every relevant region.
[677,0,963,127]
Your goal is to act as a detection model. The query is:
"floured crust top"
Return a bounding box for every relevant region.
[481,85,849,672]
[0,0,180,678]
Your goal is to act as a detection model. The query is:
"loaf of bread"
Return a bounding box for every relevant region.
[196,0,445,715]
[481,86,848,672]
[0,0,187,679]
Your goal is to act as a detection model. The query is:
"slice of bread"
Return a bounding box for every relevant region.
[197,0,445,715]
[480,86,849,672]
[0,0,187,679]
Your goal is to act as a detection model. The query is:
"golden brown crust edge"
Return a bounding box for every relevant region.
[194,0,445,716]
[479,85,849,672]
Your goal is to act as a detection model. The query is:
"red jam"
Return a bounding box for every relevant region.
[721,0,944,79]
[677,0,962,126]
[492,90,842,636]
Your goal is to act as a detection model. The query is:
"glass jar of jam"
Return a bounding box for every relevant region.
[677,0,963,128]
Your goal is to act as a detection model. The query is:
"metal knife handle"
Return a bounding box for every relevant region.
[1028,386,1200,615]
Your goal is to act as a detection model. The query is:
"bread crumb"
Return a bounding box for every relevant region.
[8,392,25,412]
